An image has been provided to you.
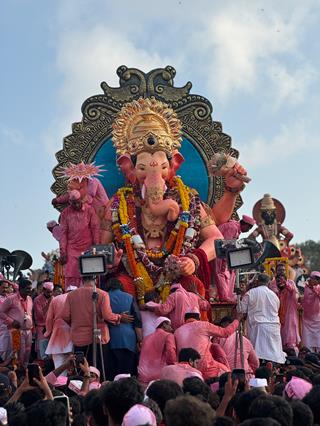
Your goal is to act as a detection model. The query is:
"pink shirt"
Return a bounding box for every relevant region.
[269,279,300,347]
[302,283,320,349]
[45,293,72,354]
[154,285,210,330]
[0,293,33,330]
[62,287,121,346]
[218,332,259,376]
[160,362,204,385]
[34,293,50,327]
[138,328,176,383]
[174,319,239,379]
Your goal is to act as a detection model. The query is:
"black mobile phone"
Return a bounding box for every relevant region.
[54,395,70,426]
[75,351,85,366]
[27,363,40,386]
[231,368,246,392]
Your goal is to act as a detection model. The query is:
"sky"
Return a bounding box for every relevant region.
[1,0,319,269]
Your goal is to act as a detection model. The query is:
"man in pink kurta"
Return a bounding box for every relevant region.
[44,291,73,369]
[33,281,54,359]
[174,310,239,379]
[160,347,204,385]
[212,216,255,302]
[0,279,11,361]
[269,263,300,353]
[301,271,320,352]
[215,316,259,378]
[147,284,210,330]
[0,279,33,366]
[138,317,176,384]
[62,275,131,374]
[59,190,100,288]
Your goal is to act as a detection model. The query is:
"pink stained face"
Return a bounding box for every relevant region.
[135,151,170,184]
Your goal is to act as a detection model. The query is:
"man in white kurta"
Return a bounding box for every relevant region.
[301,271,320,352]
[239,273,286,364]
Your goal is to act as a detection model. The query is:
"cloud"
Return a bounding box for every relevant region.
[267,62,316,110]
[239,119,316,168]
[44,23,174,156]
[197,1,317,104]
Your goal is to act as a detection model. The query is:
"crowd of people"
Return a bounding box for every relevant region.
[0,265,320,426]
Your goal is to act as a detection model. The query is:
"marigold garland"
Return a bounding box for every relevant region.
[112,176,198,302]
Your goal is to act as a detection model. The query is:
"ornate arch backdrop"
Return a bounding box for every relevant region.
[51,66,242,215]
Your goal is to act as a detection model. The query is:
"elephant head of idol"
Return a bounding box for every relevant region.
[112,98,185,221]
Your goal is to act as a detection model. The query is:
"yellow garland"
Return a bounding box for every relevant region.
[175,176,190,211]
[136,262,153,291]
[116,178,191,301]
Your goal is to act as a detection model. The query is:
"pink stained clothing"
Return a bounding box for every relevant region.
[59,203,100,286]
[0,293,33,330]
[212,220,240,302]
[141,302,159,337]
[62,286,121,346]
[160,362,204,385]
[0,293,33,366]
[218,332,259,377]
[138,328,176,384]
[34,293,51,341]
[302,282,320,350]
[269,279,300,348]
[52,225,62,242]
[56,178,109,213]
[153,285,210,330]
[174,318,239,379]
[45,293,73,355]
[210,343,230,370]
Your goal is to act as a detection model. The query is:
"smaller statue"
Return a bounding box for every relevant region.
[249,193,293,250]
[52,161,109,239]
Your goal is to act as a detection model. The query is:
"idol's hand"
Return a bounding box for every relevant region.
[179,257,195,276]
[225,162,250,189]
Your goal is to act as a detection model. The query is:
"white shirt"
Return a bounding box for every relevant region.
[240,285,280,324]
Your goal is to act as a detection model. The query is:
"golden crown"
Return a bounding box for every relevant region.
[112,98,182,157]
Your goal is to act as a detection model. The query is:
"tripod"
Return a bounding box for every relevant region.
[92,278,106,382]
[235,269,245,369]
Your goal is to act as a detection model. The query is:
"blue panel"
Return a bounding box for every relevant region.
[179,138,208,201]
[94,137,208,201]
[94,138,125,198]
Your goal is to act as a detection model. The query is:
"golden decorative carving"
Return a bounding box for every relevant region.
[112,98,182,156]
[51,65,243,215]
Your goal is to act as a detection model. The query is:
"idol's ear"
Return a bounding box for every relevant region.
[117,154,136,184]
[169,150,185,179]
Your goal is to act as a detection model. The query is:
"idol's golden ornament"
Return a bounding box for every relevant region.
[112,98,182,156]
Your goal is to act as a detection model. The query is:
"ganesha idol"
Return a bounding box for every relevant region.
[100,98,249,303]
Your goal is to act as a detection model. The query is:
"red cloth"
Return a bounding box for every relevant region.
[193,248,212,300]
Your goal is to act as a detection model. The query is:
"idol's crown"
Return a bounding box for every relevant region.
[112,98,182,156]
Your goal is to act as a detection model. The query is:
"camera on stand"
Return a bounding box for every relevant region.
[79,244,115,276]
[214,238,262,270]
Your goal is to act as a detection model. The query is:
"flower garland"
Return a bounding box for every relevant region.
[111,176,200,302]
